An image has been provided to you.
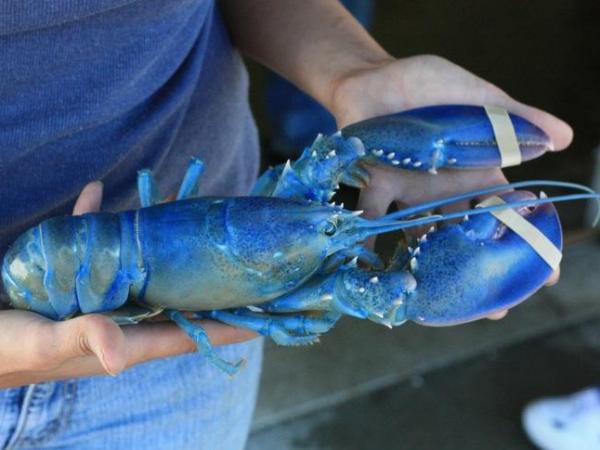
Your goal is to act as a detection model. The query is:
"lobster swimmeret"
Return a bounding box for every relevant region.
[2,105,596,375]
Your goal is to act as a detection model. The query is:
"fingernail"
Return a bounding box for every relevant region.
[99,349,118,377]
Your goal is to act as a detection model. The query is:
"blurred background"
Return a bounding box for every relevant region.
[245,1,600,449]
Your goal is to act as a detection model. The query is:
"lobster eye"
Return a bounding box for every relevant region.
[322,221,337,236]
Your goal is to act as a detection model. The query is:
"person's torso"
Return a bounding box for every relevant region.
[0,0,260,259]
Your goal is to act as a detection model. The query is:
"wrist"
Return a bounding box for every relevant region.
[222,0,393,119]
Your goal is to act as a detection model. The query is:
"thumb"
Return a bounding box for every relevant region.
[513,103,573,151]
[73,181,104,215]
[54,315,128,375]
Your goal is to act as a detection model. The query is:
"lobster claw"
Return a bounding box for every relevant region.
[403,191,562,326]
[341,105,552,172]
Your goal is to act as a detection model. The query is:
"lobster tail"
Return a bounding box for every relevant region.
[2,225,58,318]
[1,214,130,320]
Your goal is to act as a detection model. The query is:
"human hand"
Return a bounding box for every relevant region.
[0,182,256,388]
[328,55,573,318]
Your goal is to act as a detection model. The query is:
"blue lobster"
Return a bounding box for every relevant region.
[2,105,596,375]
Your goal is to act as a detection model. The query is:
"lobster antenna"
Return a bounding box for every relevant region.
[383,193,600,231]
[350,217,441,242]
[347,191,600,242]
[381,180,599,221]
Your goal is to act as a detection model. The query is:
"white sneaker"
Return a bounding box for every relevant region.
[522,387,600,450]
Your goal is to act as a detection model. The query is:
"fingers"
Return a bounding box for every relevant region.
[0,308,258,388]
[163,193,177,203]
[471,85,573,151]
[357,175,396,250]
[335,56,574,151]
[487,310,508,321]
[73,181,104,215]
[491,98,573,151]
[121,319,258,368]
[438,199,470,223]
[519,104,573,151]
[356,169,397,220]
[485,272,560,319]
[202,320,259,346]
[55,320,255,382]
[0,311,126,379]
[545,268,561,286]
[433,63,574,151]
[57,318,257,375]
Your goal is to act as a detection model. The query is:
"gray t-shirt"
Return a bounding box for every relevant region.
[0,0,260,260]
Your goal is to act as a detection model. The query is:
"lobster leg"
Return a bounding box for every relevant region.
[137,170,161,207]
[102,304,163,325]
[137,158,205,207]
[257,274,338,314]
[206,309,340,346]
[260,269,416,327]
[164,309,246,376]
[176,158,204,200]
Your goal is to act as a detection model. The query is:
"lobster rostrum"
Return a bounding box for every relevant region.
[2,105,597,375]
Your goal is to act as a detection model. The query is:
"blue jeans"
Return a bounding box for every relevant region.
[0,338,263,450]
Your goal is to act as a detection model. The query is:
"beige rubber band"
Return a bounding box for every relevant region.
[478,196,562,270]
[484,105,522,167]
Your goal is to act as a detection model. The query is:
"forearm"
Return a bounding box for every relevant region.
[219,0,391,110]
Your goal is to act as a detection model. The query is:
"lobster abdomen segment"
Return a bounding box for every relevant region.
[2,213,132,320]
